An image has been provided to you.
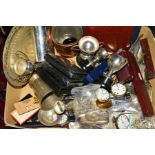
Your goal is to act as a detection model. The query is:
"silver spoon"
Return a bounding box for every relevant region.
[107,53,128,77]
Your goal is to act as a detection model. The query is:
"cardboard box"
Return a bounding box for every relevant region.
[4,83,35,128]
[4,26,155,128]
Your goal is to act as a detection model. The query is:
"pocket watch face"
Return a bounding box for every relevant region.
[111,83,127,97]
[96,88,110,102]
[116,114,130,129]
[3,26,37,87]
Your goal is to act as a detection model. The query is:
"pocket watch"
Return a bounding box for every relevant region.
[96,100,112,109]
[111,83,127,97]
[113,113,130,129]
[95,88,110,102]
[95,88,112,109]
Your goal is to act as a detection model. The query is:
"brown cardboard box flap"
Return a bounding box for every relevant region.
[4,83,35,127]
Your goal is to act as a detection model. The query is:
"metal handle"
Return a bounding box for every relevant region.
[99,42,104,48]
[71,45,80,51]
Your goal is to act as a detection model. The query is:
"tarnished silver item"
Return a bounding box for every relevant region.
[3,27,37,87]
[38,109,60,126]
[34,26,50,62]
[85,48,109,68]
[78,36,99,54]
[29,73,60,111]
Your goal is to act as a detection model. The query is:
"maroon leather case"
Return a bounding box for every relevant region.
[140,38,155,80]
[123,50,154,116]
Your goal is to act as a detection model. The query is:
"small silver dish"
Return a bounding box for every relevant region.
[79,36,99,54]
[38,109,60,126]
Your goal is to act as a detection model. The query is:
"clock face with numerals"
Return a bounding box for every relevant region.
[96,88,110,102]
[111,83,127,97]
[116,114,130,129]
